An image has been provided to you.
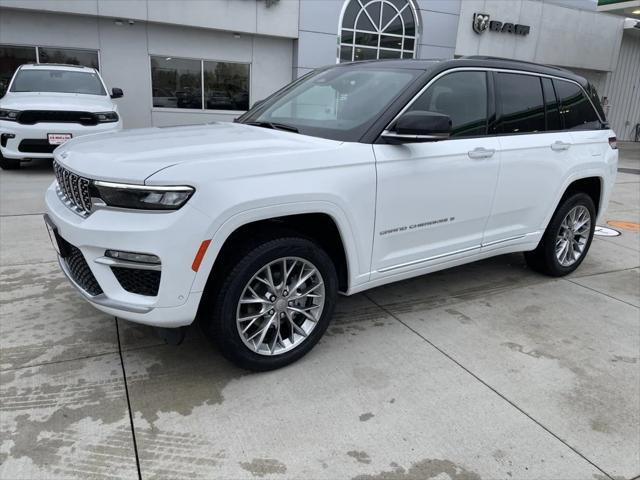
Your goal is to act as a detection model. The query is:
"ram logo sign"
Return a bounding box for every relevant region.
[473,13,491,34]
[472,12,531,36]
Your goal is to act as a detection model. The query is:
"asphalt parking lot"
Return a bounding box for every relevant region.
[1,143,639,480]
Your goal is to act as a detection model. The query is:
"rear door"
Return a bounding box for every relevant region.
[483,72,572,249]
[371,70,500,276]
[553,79,609,163]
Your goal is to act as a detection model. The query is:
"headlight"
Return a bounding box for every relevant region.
[92,181,194,210]
[0,109,20,121]
[96,111,119,123]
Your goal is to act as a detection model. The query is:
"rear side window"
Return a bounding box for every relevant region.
[408,71,488,137]
[541,77,561,131]
[553,80,600,130]
[496,73,545,134]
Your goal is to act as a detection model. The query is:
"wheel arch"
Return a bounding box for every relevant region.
[191,202,361,298]
[543,173,604,232]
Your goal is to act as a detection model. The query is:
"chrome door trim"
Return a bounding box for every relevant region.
[377,244,481,273]
[383,67,606,133]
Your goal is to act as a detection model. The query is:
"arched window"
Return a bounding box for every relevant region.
[338,0,419,62]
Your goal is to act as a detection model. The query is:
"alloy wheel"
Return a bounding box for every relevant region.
[555,205,591,267]
[236,257,325,356]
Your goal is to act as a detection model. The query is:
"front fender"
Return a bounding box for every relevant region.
[189,199,370,294]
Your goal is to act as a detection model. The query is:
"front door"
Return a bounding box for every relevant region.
[371,70,500,277]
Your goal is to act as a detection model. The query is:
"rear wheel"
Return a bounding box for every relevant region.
[524,192,595,276]
[202,235,338,371]
[0,152,20,170]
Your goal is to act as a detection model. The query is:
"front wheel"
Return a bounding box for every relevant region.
[524,192,596,276]
[203,236,338,371]
[0,152,20,170]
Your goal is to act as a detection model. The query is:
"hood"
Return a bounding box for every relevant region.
[0,92,114,112]
[54,122,341,183]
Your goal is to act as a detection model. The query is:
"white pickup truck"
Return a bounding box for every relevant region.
[44,57,617,371]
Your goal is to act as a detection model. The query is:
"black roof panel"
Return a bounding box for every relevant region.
[337,56,588,87]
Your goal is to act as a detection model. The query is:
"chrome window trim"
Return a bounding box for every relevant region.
[383,66,605,136]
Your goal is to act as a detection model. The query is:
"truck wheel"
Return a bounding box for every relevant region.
[524,192,595,276]
[0,152,20,170]
[203,236,338,371]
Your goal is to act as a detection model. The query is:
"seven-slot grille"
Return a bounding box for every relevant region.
[18,110,98,126]
[53,160,92,216]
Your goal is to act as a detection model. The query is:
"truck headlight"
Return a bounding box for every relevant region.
[0,109,20,121]
[92,181,194,210]
[96,111,119,123]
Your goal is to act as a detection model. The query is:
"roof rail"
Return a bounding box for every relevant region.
[461,55,567,72]
[21,62,92,69]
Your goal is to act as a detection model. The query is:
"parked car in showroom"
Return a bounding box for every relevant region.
[44,57,617,371]
[0,63,123,169]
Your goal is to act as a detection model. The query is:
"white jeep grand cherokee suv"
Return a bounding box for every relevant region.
[44,58,618,371]
[0,63,123,169]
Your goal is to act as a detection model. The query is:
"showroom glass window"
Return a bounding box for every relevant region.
[339,0,418,62]
[0,45,99,97]
[0,46,36,97]
[38,47,99,70]
[407,71,488,137]
[553,79,600,130]
[496,73,545,134]
[151,56,250,111]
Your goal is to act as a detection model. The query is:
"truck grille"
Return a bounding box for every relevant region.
[18,139,57,154]
[18,110,98,126]
[53,160,92,216]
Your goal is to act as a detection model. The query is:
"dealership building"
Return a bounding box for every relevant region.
[0,0,638,139]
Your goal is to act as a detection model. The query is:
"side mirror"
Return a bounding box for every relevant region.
[382,110,451,143]
[110,87,124,99]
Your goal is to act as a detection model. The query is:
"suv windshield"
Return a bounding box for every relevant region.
[240,66,422,142]
[10,69,106,96]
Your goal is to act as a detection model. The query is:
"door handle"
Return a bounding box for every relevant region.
[468,147,495,159]
[551,141,571,151]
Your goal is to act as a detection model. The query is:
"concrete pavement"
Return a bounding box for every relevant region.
[1,144,638,479]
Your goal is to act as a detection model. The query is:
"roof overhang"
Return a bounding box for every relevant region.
[598,0,640,19]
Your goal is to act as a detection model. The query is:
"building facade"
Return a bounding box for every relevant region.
[0,0,638,139]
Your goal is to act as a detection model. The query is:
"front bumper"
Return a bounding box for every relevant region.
[45,182,213,327]
[0,119,121,159]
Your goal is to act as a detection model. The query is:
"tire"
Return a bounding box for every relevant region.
[0,152,20,170]
[202,235,338,371]
[524,192,596,276]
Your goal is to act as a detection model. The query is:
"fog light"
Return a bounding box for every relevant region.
[105,250,160,265]
[1,133,15,147]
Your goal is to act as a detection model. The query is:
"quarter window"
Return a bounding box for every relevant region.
[407,71,488,138]
[553,79,600,130]
[339,0,418,62]
[496,73,545,134]
[150,56,250,111]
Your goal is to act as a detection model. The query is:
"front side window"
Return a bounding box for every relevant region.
[553,79,600,130]
[10,69,106,95]
[496,73,545,134]
[151,56,250,111]
[241,66,421,141]
[407,71,488,137]
[339,0,418,62]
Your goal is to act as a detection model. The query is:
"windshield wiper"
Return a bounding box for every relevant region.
[245,121,299,133]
